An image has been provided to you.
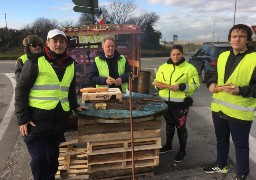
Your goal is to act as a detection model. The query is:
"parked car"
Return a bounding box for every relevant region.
[189,43,231,83]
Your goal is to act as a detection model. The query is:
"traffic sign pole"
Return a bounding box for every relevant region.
[72,0,99,24]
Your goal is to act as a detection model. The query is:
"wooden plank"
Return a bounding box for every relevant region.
[88,142,160,155]
[58,164,88,170]
[78,129,160,143]
[88,150,159,165]
[89,160,157,173]
[59,139,78,147]
[78,120,161,134]
[59,159,88,165]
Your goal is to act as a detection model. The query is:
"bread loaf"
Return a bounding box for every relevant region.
[152,81,171,89]
[216,84,235,92]
[80,87,109,93]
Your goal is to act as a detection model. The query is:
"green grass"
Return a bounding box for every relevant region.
[0,54,21,60]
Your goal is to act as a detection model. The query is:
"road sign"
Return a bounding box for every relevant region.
[72,0,98,8]
[73,6,99,13]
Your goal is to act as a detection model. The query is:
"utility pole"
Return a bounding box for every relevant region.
[233,0,237,26]
[5,13,7,29]
[212,19,215,44]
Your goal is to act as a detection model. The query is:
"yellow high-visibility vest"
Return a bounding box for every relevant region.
[211,51,256,120]
[94,55,128,93]
[29,56,74,111]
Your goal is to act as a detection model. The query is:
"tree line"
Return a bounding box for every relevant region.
[0,0,163,53]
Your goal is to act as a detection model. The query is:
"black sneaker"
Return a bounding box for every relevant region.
[235,175,246,180]
[159,144,172,154]
[203,164,228,174]
[173,151,186,162]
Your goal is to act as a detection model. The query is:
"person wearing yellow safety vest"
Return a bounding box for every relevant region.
[154,45,200,163]
[15,35,43,80]
[15,29,87,180]
[89,36,131,93]
[203,24,256,180]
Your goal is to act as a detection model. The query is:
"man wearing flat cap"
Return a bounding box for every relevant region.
[15,29,86,180]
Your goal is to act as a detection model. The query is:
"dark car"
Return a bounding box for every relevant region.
[189,43,231,83]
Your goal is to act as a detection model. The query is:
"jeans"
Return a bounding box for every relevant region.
[24,134,62,180]
[212,112,252,176]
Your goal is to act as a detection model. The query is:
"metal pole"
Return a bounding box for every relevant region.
[5,13,7,29]
[233,0,237,26]
[212,19,215,44]
[129,72,135,180]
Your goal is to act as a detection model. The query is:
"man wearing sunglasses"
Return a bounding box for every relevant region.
[15,35,43,80]
[15,29,86,180]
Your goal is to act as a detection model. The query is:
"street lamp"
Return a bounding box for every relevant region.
[233,0,237,26]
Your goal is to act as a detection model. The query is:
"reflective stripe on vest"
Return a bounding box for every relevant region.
[211,51,256,121]
[94,55,128,92]
[29,56,74,111]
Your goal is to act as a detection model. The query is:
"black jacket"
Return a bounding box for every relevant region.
[15,46,79,136]
[89,50,131,90]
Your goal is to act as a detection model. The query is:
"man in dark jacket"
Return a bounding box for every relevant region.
[15,29,85,180]
[203,24,256,180]
[15,35,43,80]
[89,36,131,93]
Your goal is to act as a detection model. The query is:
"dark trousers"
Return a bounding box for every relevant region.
[164,108,188,152]
[24,135,62,180]
[212,112,252,176]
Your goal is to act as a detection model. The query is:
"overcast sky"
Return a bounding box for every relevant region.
[0,0,255,42]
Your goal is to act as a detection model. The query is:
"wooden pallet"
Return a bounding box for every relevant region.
[56,143,88,179]
[87,138,160,173]
[82,88,122,102]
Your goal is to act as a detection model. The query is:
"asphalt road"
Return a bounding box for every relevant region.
[0,59,256,180]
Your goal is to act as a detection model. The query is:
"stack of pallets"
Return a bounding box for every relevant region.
[78,117,161,179]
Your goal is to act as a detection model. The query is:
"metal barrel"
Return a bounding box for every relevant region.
[132,76,138,92]
[137,71,151,94]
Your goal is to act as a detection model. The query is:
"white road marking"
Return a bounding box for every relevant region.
[191,107,256,164]
[0,73,16,142]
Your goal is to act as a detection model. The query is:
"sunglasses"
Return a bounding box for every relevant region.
[30,43,42,48]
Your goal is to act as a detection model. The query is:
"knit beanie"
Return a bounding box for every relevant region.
[23,35,43,55]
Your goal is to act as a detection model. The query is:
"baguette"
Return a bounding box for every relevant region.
[152,81,171,89]
[80,87,109,93]
[216,84,235,92]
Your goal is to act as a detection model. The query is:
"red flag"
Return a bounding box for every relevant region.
[97,9,104,26]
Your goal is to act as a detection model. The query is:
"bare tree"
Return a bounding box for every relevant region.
[24,18,60,40]
[127,12,159,31]
[104,0,137,24]
[79,13,94,26]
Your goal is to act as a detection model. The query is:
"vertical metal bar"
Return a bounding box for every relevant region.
[233,0,237,26]
[129,72,135,180]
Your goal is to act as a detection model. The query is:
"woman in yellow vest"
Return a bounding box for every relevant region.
[89,36,131,93]
[15,29,86,180]
[15,35,43,80]
[203,24,256,180]
[154,45,200,162]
